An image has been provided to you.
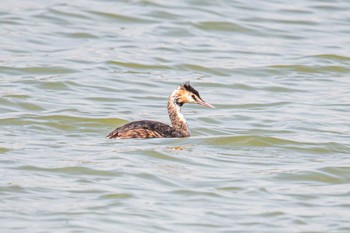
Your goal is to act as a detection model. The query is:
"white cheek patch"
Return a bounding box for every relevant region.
[187,93,196,103]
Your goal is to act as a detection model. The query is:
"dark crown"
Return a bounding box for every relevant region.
[181,81,201,98]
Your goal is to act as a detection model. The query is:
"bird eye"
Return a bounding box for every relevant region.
[191,94,196,100]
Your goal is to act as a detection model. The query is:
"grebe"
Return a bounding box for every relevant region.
[107,82,214,139]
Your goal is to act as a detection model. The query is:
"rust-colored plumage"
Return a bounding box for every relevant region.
[107,82,214,139]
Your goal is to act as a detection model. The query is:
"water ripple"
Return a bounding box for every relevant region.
[17,165,118,177]
[0,66,77,75]
[1,0,350,232]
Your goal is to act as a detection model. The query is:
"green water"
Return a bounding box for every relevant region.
[1,1,350,232]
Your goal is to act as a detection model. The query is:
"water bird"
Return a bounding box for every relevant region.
[107,82,214,139]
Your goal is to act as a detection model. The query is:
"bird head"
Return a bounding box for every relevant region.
[174,82,214,108]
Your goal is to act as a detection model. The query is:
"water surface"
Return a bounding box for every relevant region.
[1,0,350,232]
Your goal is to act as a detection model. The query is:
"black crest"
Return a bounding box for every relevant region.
[181,81,201,98]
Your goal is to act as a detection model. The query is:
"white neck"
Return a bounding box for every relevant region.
[167,91,190,137]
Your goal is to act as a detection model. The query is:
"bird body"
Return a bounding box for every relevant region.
[107,82,214,139]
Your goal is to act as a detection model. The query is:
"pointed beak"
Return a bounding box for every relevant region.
[196,98,215,108]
